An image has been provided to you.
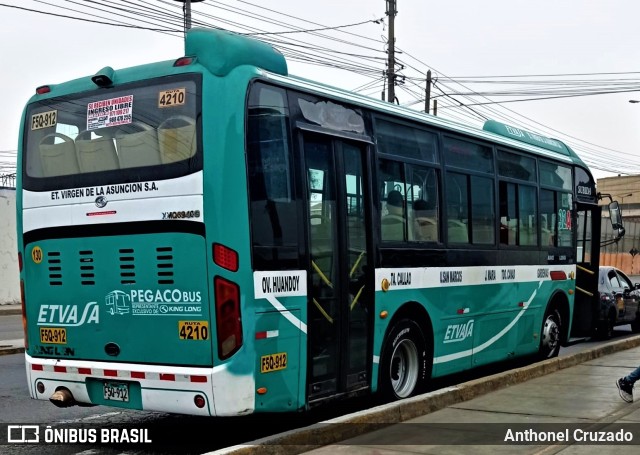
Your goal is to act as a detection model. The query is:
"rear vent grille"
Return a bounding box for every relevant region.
[156,246,174,285]
[79,250,95,285]
[119,248,136,285]
[47,251,62,286]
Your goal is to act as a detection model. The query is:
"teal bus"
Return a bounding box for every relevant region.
[17,28,622,416]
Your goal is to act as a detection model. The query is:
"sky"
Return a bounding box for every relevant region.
[3,0,640,184]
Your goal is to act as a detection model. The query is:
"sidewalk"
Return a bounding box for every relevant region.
[0,303,24,355]
[215,335,640,455]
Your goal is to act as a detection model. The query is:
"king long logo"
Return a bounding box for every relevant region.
[37,302,99,326]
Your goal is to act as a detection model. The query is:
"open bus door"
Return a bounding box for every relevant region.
[302,131,374,403]
[571,204,601,339]
[571,199,625,339]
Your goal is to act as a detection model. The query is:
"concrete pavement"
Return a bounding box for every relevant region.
[214,335,640,455]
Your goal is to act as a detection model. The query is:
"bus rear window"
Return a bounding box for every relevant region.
[22,75,201,190]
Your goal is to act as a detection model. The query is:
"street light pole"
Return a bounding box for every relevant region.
[616,192,633,210]
[173,0,204,47]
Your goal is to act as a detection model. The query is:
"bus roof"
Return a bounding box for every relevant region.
[28,27,589,172]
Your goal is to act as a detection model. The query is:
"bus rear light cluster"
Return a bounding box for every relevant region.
[213,243,238,272]
[20,280,28,350]
[550,271,567,281]
[214,276,243,359]
[174,57,195,67]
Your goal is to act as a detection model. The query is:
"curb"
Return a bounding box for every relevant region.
[212,334,640,455]
[0,307,21,316]
[0,347,25,356]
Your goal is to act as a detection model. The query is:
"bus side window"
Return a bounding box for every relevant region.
[158,115,197,163]
[413,199,438,242]
[381,190,406,241]
[445,172,469,244]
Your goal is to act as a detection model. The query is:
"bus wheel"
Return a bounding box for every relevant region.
[379,319,429,401]
[539,307,561,359]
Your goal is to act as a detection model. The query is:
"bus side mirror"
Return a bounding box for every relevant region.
[608,201,624,231]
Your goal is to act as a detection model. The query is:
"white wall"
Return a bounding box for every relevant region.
[0,188,19,304]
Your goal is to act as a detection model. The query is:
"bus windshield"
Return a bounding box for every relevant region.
[22,74,201,192]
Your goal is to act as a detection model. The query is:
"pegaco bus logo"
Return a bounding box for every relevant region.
[105,289,203,317]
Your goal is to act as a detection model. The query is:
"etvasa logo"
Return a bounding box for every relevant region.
[443,320,474,344]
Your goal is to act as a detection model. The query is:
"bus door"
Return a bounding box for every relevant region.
[302,132,373,401]
[572,204,601,337]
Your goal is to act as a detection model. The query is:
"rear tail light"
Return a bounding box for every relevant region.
[20,280,28,350]
[600,293,611,302]
[213,243,238,272]
[174,56,195,67]
[18,252,23,272]
[550,270,567,281]
[214,276,242,359]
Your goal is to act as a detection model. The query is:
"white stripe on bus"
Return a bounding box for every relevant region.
[265,295,308,334]
[433,280,542,364]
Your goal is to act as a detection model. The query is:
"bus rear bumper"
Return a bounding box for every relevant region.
[25,353,246,416]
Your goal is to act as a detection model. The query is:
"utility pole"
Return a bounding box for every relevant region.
[386,0,397,103]
[425,70,432,113]
[173,0,203,44]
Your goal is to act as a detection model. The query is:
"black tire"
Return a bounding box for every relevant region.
[597,311,615,340]
[379,319,430,401]
[632,314,640,333]
[539,307,561,359]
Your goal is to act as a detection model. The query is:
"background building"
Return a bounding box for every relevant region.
[0,178,19,305]
[598,175,640,278]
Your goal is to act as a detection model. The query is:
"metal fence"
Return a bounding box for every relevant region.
[601,218,640,275]
[0,173,16,188]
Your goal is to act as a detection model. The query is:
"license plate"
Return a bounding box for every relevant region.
[39,327,67,344]
[103,382,129,402]
[260,352,287,373]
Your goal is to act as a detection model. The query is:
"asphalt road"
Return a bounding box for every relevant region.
[0,314,22,342]
[0,312,637,454]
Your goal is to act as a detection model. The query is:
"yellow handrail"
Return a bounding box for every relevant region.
[312,298,333,323]
[349,251,365,278]
[350,285,365,311]
[311,260,333,288]
[576,265,595,275]
[575,286,593,297]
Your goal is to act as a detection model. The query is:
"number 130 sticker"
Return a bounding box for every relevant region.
[31,246,43,264]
